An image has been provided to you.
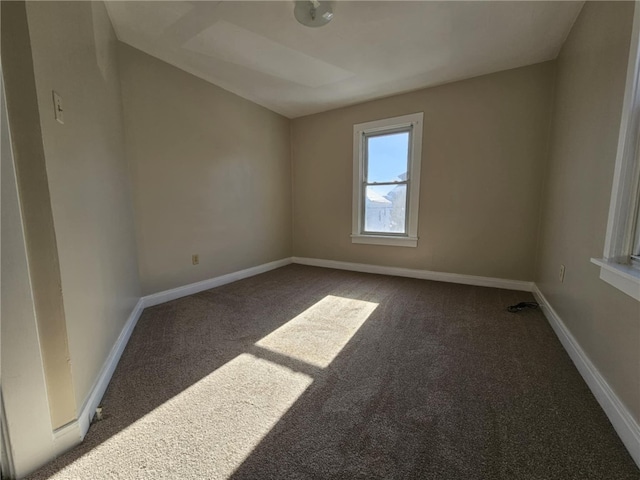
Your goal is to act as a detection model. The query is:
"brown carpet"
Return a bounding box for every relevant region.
[27,264,639,479]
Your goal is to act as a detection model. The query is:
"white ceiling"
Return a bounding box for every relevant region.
[105,1,584,118]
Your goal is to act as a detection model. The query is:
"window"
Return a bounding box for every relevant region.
[351,112,423,247]
[592,8,640,301]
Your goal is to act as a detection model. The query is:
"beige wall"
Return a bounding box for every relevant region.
[536,1,640,421]
[292,62,555,281]
[2,36,70,476]
[118,44,292,296]
[24,1,141,413]
[1,0,76,429]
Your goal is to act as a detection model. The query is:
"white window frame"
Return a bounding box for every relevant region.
[351,112,423,248]
[591,5,640,302]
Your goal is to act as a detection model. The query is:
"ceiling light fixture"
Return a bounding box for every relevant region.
[294,0,333,28]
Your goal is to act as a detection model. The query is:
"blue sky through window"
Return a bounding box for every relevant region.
[366,132,409,195]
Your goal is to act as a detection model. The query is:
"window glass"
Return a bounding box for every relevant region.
[364,185,407,233]
[366,132,409,183]
[363,130,410,234]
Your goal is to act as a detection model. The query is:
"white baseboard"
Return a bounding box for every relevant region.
[77,298,145,437]
[532,285,640,467]
[73,258,638,469]
[142,258,293,308]
[75,258,293,440]
[292,257,534,292]
[52,420,82,455]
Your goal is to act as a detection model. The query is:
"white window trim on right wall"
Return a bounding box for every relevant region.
[591,3,640,302]
[351,112,424,248]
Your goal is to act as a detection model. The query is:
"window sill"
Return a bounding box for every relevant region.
[590,258,640,302]
[351,234,417,247]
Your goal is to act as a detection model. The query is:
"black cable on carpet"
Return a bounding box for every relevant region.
[507,302,539,313]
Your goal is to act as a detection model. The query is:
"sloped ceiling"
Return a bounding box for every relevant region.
[106,1,583,118]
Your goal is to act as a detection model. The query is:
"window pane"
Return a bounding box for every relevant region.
[364,184,407,234]
[366,131,409,183]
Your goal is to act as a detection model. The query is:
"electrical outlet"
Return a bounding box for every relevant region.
[52,91,64,124]
[192,254,199,265]
[559,264,566,283]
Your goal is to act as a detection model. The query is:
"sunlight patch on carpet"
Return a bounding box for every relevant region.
[46,354,312,479]
[255,295,378,368]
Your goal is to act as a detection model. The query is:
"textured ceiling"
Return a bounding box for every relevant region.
[106,1,584,118]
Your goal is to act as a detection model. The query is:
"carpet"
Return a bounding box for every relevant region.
[26,264,639,479]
